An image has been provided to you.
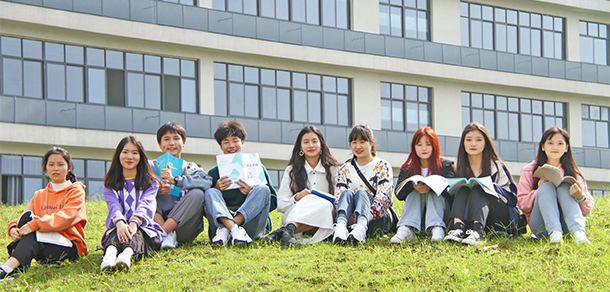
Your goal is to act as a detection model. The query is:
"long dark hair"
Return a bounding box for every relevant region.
[42,147,77,183]
[532,127,583,189]
[401,127,442,176]
[456,123,503,178]
[288,126,340,194]
[348,124,376,162]
[104,136,159,191]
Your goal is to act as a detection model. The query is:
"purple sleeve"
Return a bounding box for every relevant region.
[103,186,125,230]
[129,182,159,227]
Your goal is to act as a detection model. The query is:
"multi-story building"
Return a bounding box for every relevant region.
[1,0,608,205]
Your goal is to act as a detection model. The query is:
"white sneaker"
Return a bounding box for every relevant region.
[462,229,485,246]
[348,224,367,244]
[549,230,563,244]
[115,252,132,271]
[161,231,177,249]
[430,227,445,242]
[230,226,252,246]
[211,227,230,247]
[333,223,349,243]
[390,226,415,244]
[573,230,590,244]
[100,253,117,272]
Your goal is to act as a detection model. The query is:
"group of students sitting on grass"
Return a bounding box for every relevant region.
[0,120,595,280]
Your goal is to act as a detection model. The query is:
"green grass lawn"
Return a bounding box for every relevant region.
[1,197,609,291]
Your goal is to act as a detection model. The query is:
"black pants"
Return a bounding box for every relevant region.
[103,228,161,258]
[7,233,78,270]
[449,185,511,232]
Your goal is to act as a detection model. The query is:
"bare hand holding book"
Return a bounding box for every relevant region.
[395,175,449,196]
[533,164,577,187]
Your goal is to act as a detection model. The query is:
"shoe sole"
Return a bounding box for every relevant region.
[232,240,251,247]
[211,240,227,247]
[444,235,463,243]
[100,264,116,273]
[161,244,176,249]
[347,234,365,245]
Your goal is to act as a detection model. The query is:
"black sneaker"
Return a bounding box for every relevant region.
[462,229,486,246]
[444,228,466,243]
[0,269,14,282]
[263,226,287,243]
[279,231,298,248]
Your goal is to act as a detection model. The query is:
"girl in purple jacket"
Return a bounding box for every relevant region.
[100,136,164,272]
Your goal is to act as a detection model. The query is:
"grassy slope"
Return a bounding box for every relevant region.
[0,197,608,291]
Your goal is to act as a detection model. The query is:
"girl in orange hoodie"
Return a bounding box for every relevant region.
[1,147,87,281]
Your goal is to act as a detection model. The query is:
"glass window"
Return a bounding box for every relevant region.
[460,2,564,59]
[214,0,348,28]
[582,105,610,148]
[463,92,566,142]
[0,37,198,113]
[580,21,609,65]
[380,0,430,40]
[381,82,431,131]
[214,62,350,125]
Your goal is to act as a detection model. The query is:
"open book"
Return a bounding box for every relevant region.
[446,177,506,203]
[156,152,184,197]
[311,189,336,204]
[395,175,449,196]
[36,231,73,248]
[533,164,577,187]
[216,153,268,190]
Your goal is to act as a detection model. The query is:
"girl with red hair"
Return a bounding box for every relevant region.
[391,127,455,243]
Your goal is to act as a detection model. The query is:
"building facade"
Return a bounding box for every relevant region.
[0,0,608,205]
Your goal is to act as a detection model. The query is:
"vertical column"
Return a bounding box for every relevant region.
[564,15,580,62]
[351,71,381,129]
[430,0,461,45]
[351,0,379,34]
[567,99,583,147]
[199,58,215,115]
[432,83,462,136]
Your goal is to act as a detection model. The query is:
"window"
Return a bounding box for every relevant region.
[582,105,610,148]
[212,0,349,29]
[580,21,609,65]
[0,36,198,113]
[462,92,566,142]
[379,0,429,40]
[380,82,431,131]
[214,63,351,126]
[591,189,610,198]
[0,154,111,205]
[160,0,196,4]
[460,2,564,59]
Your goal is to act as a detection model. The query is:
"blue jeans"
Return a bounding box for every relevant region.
[529,182,586,237]
[204,184,271,240]
[336,189,372,222]
[397,190,447,232]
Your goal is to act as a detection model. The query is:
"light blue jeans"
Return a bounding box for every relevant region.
[336,189,372,222]
[529,182,586,237]
[397,190,447,233]
[204,184,271,240]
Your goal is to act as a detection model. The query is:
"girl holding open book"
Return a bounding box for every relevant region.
[444,123,520,245]
[1,147,87,281]
[390,127,455,244]
[100,136,165,272]
[333,125,394,244]
[265,126,340,247]
[517,127,594,244]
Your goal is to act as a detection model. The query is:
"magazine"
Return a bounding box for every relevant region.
[533,164,577,187]
[156,152,184,197]
[216,153,268,190]
[394,175,449,196]
[311,189,336,204]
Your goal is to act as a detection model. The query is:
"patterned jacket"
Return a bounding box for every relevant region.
[335,157,394,219]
